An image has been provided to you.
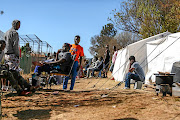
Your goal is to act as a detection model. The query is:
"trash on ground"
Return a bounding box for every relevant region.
[74,105,80,107]
[101,94,108,98]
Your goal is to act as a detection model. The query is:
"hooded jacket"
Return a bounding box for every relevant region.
[4,20,20,57]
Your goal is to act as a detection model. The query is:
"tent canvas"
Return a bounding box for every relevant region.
[146,32,180,83]
[113,32,172,83]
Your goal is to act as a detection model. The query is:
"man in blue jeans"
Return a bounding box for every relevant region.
[32,43,72,87]
[63,35,84,91]
[124,56,145,89]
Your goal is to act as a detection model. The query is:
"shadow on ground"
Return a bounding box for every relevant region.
[13,109,51,120]
[114,118,138,120]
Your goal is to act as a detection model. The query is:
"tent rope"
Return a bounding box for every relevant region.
[139,37,167,66]
[141,37,180,68]
[100,36,180,96]
[97,42,146,90]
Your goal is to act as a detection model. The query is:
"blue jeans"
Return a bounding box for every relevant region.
[63,61,78,90]
[125,72,141,88]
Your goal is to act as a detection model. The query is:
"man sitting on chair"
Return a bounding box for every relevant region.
[32,43,72,86]
[46,43,72,73]
[86,56,103,78]
[124,56,145,89]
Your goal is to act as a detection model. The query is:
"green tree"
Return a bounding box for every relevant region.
[89,35,113,57]
[109,0,180,39]
[157,0,180,33]
[89,23,117,57]
[100,23,117,37]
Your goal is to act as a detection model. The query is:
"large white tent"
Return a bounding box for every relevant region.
[146,32,180,83]
[113,32,180,84]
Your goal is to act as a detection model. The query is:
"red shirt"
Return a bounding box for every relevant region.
[69,44,84,62]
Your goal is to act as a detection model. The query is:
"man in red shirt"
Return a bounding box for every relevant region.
[63,35,84,90]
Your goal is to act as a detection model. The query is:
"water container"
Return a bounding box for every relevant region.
[172,83,180,97]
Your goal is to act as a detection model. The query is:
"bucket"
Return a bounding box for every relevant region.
[172,83,180,97]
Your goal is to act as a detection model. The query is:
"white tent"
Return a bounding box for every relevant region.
[112,31,180,84]
[146,32,180,83]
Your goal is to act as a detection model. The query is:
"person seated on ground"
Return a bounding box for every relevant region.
[88,57,97,69]
[91,56,104,78]
[109,46,118,80]
[85,57,98,78]
[83,57,97,78]
[0,40,35,95]
[32,43,72,86]
[103,44,110,78]
[124,56,145,89]
[86,56,103,78]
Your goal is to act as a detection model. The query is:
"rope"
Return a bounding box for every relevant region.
[85,49,125,89]
[141,37,180,68]
[85,42,146,90]
[100,36,180,96]
[97,43,146,90]
[139,37,167,66]
[84,59,110,88]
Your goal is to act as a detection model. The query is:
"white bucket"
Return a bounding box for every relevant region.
[172,83,180,97]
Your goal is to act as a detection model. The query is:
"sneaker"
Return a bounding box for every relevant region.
[63,89,68,92]
[123,87,130,89]
[29,86,36,93]
[110,77,115,80]
[64,90,70,92]
[18,91,32,96]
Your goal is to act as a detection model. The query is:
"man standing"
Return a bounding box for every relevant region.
[124,56,145,89]
[63,35,84,90]
[103,44,110,78]
[4,20,35,95]
[109,46,118,80]
[4,20,20,70]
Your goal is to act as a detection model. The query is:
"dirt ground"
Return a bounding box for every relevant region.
[1,76,180,120]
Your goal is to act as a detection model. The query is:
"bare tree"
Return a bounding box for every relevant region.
[115,31,140,49]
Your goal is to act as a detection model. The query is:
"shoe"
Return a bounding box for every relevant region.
[110,77,115,80]
[34,85,40,89]
[63,89,69,92]
[18,91,32,96]
[29,86,36,93]
[123,87,130,89]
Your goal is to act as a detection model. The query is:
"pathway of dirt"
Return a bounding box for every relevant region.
[1,77,180,120]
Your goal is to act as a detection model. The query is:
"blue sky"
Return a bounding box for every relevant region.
[0,0,122,58]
